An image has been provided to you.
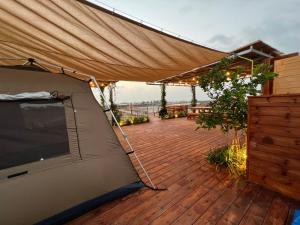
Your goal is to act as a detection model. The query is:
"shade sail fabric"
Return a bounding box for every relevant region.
[0,0,228,82]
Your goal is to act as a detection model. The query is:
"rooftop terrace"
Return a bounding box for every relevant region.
[68,117,297,225]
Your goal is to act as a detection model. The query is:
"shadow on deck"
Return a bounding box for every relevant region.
[68,117,297,225]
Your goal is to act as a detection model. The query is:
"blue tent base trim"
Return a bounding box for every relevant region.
[36,181,144,225]
[292,209,300,225]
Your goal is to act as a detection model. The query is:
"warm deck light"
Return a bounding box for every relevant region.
[100,83,105,87]
[192,77,196,81]
[225,71,231,76]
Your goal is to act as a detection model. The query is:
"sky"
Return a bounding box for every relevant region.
[90,0,300,103]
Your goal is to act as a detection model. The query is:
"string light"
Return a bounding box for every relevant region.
[89,81,96,88]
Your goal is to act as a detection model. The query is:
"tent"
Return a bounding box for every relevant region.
[0,66,143,225]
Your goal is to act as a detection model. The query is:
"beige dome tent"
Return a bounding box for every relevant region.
[0,66,143,225]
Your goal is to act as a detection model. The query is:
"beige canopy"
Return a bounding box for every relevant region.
[0,0,228,82]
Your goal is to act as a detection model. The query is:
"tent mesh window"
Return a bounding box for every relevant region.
[0,99,70,170]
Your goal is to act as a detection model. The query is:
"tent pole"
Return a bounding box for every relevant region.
[90,76,157,190]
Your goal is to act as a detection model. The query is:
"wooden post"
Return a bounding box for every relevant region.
[262,58,274,95]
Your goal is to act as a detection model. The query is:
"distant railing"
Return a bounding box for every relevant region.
[117,102,211,118]
[166,104,189,113]
[118,103,160,117]
[187,106,212,120]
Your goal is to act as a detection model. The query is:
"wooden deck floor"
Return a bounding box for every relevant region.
[68,117,297,225]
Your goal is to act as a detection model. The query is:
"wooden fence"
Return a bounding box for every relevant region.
[247,94,300,200]
[274,55,300,94]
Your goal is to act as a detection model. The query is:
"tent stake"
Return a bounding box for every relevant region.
[90,76,157,190]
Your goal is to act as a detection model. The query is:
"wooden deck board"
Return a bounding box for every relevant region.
[68,117,297,225]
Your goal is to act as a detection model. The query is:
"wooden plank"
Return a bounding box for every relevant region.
[150,174,224,225]
[262,196,290,225]
[249,125,300,139]
[249,143,300,161]
[239,188,274,225]
[250,106,300,118]
[114,168,219,225]
[134,173,228,225]
[248,159,300,183]
[248,170,300,200]
[275,69,300,76]
[95,159,211,224]
[192,180,248,225]
[251,115,300,128]
[248,96,300,105]
[275,87,300,95]
[216,183,261,225]
[248,150,300,173]
[248,156,300,182]
[249,102,300,108]
[172,177,235,225]
[249,132,300,149]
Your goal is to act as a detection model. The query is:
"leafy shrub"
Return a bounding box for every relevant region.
[207,144,247,177]
[162,110,187,119]
[119,115,150,126]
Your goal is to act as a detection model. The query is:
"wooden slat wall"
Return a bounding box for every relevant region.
[274,55,300,94]
[248,95,300,201]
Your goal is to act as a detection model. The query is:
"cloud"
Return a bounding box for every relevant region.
[240,19,300,53]
[205,16,300,53]
[206,34,240,51]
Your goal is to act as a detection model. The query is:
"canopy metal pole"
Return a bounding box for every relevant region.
[237,55,254,75]
[90,76,157,190]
